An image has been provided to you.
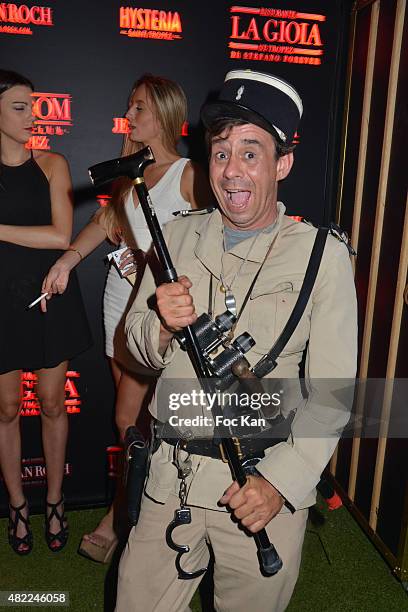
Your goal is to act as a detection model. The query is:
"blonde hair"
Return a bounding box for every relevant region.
[102,74,187,243]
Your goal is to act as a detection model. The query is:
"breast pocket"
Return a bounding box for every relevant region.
[248,279,310,355]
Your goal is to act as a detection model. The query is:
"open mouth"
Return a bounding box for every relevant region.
[224,189,251,209]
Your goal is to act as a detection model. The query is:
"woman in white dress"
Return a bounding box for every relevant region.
[42,73,212,562]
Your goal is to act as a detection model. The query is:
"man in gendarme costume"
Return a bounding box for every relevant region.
[116,70,357,611]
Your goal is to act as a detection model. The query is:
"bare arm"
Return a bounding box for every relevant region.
[180,161,215,210]
[0,153,73,249]
[40,210,108,311]
[57,210,108,270]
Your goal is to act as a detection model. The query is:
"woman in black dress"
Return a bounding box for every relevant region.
[0,70,91,554]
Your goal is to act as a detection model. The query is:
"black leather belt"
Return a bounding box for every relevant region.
[161,434,284,462]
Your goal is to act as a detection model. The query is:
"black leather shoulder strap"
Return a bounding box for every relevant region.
[253,227,329,378]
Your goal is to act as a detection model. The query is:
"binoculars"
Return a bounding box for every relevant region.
[180,311,255,390]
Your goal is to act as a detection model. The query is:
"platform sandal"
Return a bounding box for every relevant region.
[8,500,33,555]
[78,533,118,564]
[45,496,68,552]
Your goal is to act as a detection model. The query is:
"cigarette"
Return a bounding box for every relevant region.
[27,292,49,309]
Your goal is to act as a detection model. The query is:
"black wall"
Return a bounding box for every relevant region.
[0,0,350,514]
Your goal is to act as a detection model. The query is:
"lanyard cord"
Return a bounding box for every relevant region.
[220,232,258,294]
[209,237,276,328]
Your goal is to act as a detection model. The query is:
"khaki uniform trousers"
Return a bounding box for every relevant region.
[116,493,308,612]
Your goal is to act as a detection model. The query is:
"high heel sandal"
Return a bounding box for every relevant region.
[8,500,33,555]
[45,496,68,552]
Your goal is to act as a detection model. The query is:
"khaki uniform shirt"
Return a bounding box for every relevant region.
[126,203,358,512]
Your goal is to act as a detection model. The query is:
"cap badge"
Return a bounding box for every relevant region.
[235,85,244,101]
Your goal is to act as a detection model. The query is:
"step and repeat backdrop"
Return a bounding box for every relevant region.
[0,0,350,514]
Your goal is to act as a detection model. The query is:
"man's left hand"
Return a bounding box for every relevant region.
[219,475,285,533]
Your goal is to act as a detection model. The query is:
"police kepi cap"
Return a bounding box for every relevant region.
[201,69,303,145]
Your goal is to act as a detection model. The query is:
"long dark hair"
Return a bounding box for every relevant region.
[0,70,34,172]
[0,69,34,96]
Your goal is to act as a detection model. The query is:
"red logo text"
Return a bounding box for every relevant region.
[26,92,73,149]
[229,6,325,66]
[112,117,188,136]
[97,194,112,208]
[106,446,122,478]
[0,3,53,35]
[119,6,182,40]
[112,117,130,134]
[21,370,82,417]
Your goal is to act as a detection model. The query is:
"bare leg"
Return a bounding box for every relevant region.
[35,361,68,547]
[110,356,122,389]
[82,359,150,549]
[0,370,30,551]
[113,362,150,443]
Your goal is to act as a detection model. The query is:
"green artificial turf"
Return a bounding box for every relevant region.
[0,501,407,611]
[287,502,408,612]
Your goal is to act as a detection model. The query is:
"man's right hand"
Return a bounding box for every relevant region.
[156,275,197,334]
